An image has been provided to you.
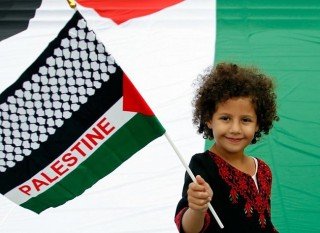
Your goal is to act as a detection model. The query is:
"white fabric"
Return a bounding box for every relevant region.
[251,157,259,191]
[0,0,215,232]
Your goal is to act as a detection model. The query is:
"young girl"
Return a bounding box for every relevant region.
[175,63,279,232]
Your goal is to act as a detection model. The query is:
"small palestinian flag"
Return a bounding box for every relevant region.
[0,11,165,213]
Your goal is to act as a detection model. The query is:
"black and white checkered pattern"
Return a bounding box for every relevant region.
[0,18,117,172]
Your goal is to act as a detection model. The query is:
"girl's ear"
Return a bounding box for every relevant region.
[206,121,212,129]
[255,125,259,132]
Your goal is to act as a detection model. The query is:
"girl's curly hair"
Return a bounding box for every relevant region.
[192,62,279,144]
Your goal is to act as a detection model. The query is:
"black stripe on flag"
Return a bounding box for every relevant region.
[0,0,42,41]
[0,11,123,193]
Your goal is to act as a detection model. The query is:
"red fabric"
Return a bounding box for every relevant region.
[174,207,187,231]
[76,0,184,24]
[209,152,272,228]
[174,207,211,232]
[203,212,211,232]
[122,73,154,116]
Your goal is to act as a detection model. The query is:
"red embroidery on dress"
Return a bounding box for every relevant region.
[208,152,272,228]
[229,188,238,204]
[244,202,253,217]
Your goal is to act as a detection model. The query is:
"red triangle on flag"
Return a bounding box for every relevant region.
[76,0,184,24]
[122,73,154,116]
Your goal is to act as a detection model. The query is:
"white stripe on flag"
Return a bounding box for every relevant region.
[5,98,135,205]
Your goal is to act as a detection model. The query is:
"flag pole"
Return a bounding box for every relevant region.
[164,132,224,229]
[0,205,15,228]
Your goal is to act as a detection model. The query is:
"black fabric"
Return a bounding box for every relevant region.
[175,151,278,233]
[0,0,42,41]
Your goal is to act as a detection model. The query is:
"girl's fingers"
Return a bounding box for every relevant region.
[203,183,213,198]
[187,180,212,211]
[188,195,210,206]
[188,201,209,212]
[188,182,205,192]
[188,188,211,200]
[187,176,213,212]
[189,176,213,199]
[195,175,206,185]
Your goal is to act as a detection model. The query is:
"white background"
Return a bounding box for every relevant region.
[0,0,215,232]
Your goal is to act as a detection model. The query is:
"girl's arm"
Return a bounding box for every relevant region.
[181,175,212,233]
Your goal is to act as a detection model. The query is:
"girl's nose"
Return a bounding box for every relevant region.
[229,120,241,134]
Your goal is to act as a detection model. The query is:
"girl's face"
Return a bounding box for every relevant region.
[206,97,258,157]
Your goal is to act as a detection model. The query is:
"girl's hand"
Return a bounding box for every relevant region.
[187,175,213,213]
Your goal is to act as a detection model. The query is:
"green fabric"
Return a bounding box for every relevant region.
[21,114,165,213]
[206,1,320,232]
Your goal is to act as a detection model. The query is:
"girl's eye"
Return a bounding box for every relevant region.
[242,118,252,123]
[220,116,230,121]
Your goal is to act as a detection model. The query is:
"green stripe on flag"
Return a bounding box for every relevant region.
[209,1,320,232]
[21,114,165,213]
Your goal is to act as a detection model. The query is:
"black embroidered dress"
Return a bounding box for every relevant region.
[175,151,278,233]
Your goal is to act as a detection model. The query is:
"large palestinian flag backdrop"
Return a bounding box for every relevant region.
[1,0,319,232]
[205,1,320,232]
